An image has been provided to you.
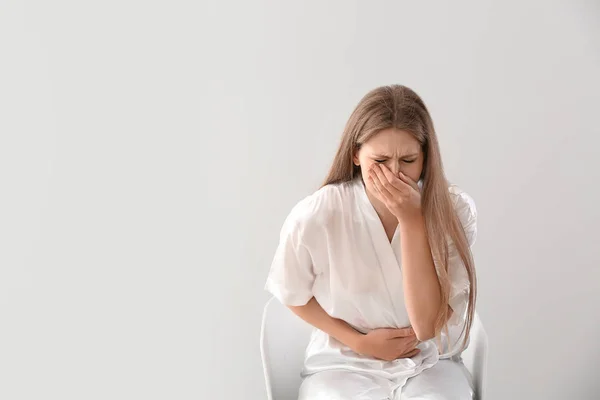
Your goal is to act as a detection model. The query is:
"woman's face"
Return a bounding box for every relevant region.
[354,128,424,193]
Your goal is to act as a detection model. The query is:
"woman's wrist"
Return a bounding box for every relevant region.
[348,330,366,354]
[397,211,425,232]
[330,317,366,353]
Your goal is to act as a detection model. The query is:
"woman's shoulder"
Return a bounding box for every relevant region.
[448,184,477,217]
[282,180,354,231]
[447,184,477,243]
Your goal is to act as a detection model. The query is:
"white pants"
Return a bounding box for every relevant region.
[298,359,474,400]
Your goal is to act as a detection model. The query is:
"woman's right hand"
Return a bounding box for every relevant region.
[287,299,421,362]
[354,327,421,361]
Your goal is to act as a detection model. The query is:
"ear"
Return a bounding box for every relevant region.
[352,149,360,166]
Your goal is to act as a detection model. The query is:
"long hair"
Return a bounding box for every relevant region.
[322,84,476,352]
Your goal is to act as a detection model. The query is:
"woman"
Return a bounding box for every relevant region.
[265,84,478,399]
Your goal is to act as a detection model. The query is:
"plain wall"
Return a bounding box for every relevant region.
[1,1,599,399]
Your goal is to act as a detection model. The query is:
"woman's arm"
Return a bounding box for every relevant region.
[368,165,444,341]
[289,297,421,361]
[398,213,441,341]
[288,297,364,350]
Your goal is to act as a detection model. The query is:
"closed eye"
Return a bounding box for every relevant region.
[373,157,417,164]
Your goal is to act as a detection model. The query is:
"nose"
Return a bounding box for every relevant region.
[389,162,402,177]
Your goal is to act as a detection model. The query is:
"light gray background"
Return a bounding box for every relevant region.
[1,1,599,399]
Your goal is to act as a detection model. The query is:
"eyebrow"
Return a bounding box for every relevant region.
[372,153,419,158]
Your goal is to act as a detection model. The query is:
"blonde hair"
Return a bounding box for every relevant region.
[322,84,476,352]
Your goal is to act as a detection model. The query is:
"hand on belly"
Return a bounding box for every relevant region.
[353,326,420,361]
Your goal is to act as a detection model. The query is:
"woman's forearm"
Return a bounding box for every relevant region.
[288,297,363,351]
[398,214,441,341]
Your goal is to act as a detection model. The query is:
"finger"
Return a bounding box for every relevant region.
[409,337,420,348]
[366,174,385,202]
[397,171,419,192]
[399,348,421,359]
[368,166,393,200]
[389,326,415,338]
[378,328,396,337]
[402,348,420,358]
[368,165,390,198]
[371,164,401,198]
[394,336,419,350]
[378,164,406,194]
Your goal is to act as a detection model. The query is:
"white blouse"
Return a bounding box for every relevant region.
[265,175,477,383]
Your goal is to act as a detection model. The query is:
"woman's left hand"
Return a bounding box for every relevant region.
[368,164,422,223]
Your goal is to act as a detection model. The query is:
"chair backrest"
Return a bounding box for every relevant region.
[461,313,488,400]
[260,297,488,400]
[260,297,313,400]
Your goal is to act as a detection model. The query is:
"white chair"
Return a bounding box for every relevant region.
[260,297,488,400]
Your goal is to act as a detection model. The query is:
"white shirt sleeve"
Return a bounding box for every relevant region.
[439,186,478,358]
[264,202,317,307]
[447,186,478,326]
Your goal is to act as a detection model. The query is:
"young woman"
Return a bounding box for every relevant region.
[265,84,478,399]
